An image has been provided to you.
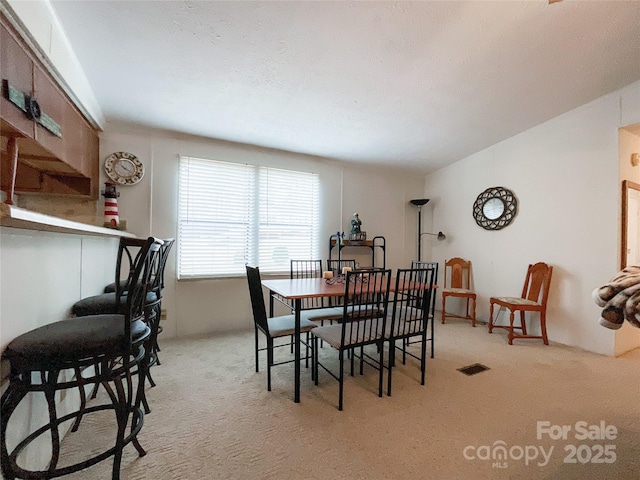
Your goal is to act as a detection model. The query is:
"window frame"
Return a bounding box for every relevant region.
[177,156,320,280]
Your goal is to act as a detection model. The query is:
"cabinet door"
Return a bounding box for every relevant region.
[33,64,73,168]
[0,19,35,138]
[66,107,98,180]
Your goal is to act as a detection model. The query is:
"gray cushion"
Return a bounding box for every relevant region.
[300,307,343,322]
[267,315,317,338]
[312,319,384,349]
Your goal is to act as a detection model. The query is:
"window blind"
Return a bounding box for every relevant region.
[178,156,319,279]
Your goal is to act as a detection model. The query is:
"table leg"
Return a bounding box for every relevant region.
[294,298,301,403]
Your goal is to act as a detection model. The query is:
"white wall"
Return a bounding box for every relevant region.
[615,126,640,355]
[99,126,425,338]
[424,81,640,356]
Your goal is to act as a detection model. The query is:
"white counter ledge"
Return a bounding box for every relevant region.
[0,204,137,238]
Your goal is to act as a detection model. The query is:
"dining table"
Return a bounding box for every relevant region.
[261,276,347,403]
[261,274,437,403]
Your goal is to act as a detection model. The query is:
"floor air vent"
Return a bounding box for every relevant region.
[457,363,490,376]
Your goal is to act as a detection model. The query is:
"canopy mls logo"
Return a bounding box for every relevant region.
[463,420,618,469]
[463,441,553,468]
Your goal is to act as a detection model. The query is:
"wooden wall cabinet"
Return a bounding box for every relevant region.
[0,13,99,200]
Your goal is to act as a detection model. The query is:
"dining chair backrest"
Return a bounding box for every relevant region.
[291,260,324,309]
[410,261,439,312]
[411,260,439,279]
[327,259,357,276]
[327,259,358,307]
[522,262,553,305]
[245,265,270,335]
[340,269,391,347]
[444,257,471,290]
[389,266,437,339]
[290,260,322,279]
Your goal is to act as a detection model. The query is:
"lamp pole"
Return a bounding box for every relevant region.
[410,199,430,261]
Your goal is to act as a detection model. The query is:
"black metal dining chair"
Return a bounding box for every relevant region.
[246,265,318,391]
[290,260,343,325]
[386,265,437,395]
[410,260,439,358]
[312,269,392,410]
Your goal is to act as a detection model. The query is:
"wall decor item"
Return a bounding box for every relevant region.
[472,186,518,230]
[104,151,144,185]
[2,80,62,137]
[101,182,120,228]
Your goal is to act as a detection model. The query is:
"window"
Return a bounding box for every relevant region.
[178,156,319,279]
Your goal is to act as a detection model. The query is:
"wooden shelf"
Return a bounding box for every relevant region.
[329,235,386,269]
[1,204,136,237]
[330,239,375,247]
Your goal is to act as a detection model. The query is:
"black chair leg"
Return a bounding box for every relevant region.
[377,341,384,397]
[338,349,345,411]
[255,327,260,372]
[267,337,273,391]
[387,341,396,396]
[420,333,428,385]
[71,366,87,432]
[44,371,62,473]
[313,336,319,385]
[305,332,309,369]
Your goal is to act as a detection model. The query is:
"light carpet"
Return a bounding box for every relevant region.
[57,319,640,479]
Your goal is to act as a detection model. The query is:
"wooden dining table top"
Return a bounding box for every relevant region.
[261,277,351,299]
[261,276,436,300]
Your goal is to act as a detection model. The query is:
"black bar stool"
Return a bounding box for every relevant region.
[0,237,162,480]
[71,238,174,410]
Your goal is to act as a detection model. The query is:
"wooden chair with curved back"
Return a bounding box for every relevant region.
[488,262,553,345]
[441,257,477,327]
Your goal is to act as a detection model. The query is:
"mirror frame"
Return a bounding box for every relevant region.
[620,180,640,269]
[472,186,518,230]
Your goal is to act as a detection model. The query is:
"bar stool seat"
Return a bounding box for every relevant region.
[103,279,128,293]
[4,315,148,369]
[72,291,158,317]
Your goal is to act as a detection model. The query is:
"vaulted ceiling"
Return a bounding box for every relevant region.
[50,0,640,173]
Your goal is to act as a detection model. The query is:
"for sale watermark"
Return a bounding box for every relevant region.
[463,421,618,469]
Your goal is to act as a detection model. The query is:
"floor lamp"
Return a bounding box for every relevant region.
[410,198,446,261]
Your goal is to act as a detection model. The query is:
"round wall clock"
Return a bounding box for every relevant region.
[472,186,518,230]
[104,152,144,185]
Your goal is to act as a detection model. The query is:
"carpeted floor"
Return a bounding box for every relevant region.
[55,318,640,479]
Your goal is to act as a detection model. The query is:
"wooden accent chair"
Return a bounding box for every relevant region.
[441,257,477,327]
[488,262,553,345]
